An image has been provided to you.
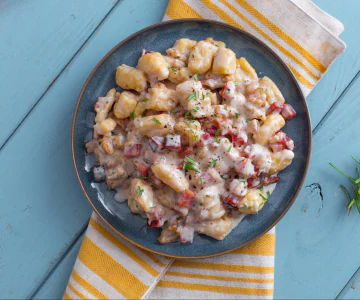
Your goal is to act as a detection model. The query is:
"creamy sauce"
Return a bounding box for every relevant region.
[85,37,296,244]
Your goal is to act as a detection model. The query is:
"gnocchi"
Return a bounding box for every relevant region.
[86,37,297,244]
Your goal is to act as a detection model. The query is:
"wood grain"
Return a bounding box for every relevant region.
[0,0,117,148]
[0,0,167,298]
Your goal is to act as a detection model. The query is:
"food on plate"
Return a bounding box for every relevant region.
[86,37,297,244]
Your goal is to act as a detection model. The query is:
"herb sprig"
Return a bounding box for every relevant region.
[330,156,360,215]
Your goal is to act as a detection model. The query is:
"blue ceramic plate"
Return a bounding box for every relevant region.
[72,19,311,258]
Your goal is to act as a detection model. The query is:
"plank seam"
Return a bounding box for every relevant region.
[0,0,122,152]
[335,266,360,299]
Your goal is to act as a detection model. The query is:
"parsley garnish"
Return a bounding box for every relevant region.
[193,107,200,112]
[246,118,250,123]
[239,178,245,182]
[185,156,196,165]
[143,158,150,163]
[194,74,198,81]
[224,90,230,94]
[215,128,221,143]
[130,112,135,120]
[138,186,144,196]
[227,145,232,152]
[221,175,227,180]
[141,98,149,102]
[259,193,267,201]
[169,66,177,71]
[195,91,199,99]
[235,113,239,119]
[139,176,150,179]
[152,117,161,124]
[200,178,204,184]
[188,93,196,101]
[183,162,200,173]
[170,108,175,114]
[210,160,217,167]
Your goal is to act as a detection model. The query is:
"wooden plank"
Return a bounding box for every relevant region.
[33,234,84,300]
[274,73,360,299]
[307,0,360,126]
[338,267,360,299]
[0,0,117,147]
[0,0,167,298]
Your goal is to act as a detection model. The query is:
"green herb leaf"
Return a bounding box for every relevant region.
[221,175,227,180]
[183,162,200,173]
[169,66,177,71]
[188,93,196,101]
[138,186,144,196]
[215,128,221,144]
[193,107,200,112]
[235,113,239,119]
[195,91,199,99]
[266,191,271,198]
[351,156,360,165]
[139,176,150,179]
[143,158,150,163]
[152,117,161,124]
[200,178,204,184]
[194,74,198,81]
[185,156,196,165]
[259,194,267,201]
[227,145,232,152]
[130,112,135,120]
[239,178,245,182]
[329,163,355,181]
[246,118,250,123]
[170,108,175,114]
[141,98,149,102]
[210,160,217,167]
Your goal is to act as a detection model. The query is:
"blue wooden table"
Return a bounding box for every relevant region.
[1,0,360,298]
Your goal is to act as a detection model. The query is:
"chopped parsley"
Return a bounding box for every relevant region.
[259,194,267,201]
[195,91,199,99]
[168,66,177,71]
[143,158,150,163]
[210,160,217,167]
[149,205,156,209]
[227,145,233,152]
[139,176,150,179]
[193,74,198,81]
[246,118,250,123]
[138,186,144,196]
[170,107,175,114]
[215,128,221,143]
[183,162,200,173]
[188,93,196,101]
[200,178,204,184]
[221,175,227,180]
[239,178,245,182]
[235,113,239,119]
[202,94,205,100]
[185,156,196,165]
[224,90,230,94]
[152,117,161,124]
[130,112,135,120]
[267,191,271,198]
[141,97,149,102]
[193,107,200,112]
[175,55,180,59]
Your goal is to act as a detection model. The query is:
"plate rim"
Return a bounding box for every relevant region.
[71,18,312,259]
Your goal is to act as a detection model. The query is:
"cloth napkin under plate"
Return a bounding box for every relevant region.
[64,1,345,299]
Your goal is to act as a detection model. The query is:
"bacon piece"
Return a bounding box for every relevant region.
[147,207,163,228]
[222,194,241,208]
[262,174,280,186]
[232,131,248,146]
[281,104,297,120]
[149,136,165,152]
[220,81,236,100]
[246,119,260,135]
[270,143,285,153]
[165,134,181,151]
[269,131,294,150]
[177,189,196,208]
[267,102,283,114]
[247,177,261,188]
[124,144,141,158]
[205,127,217,136]
[134,160,149,177]
[116,117,130,130]
[178,146,194,158]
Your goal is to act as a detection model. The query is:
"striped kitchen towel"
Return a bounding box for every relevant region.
[64,0,345,299]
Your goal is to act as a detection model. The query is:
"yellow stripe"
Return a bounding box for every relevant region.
[68,283,86,300]
[231,233,275,256]
[63,291,72,300]
[220,0,320,81]
[71,270,109,300]
[78,236,148,299]
[157,280,273,296]
[173,261,274,274]
[89,218,159,277]
[237,0,327,72]
[166,0,203,19]
[200,0,245,30]
[287,64,314,89]
[139,249,167,268]
[166,271,274,283]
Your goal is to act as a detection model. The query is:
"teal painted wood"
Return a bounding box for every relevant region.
[0,0,117,148]
[339,267,360,299]
[33,234,84,300]
[274,73,360,299]
[0,0,167,298]
[306,0,360,127]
